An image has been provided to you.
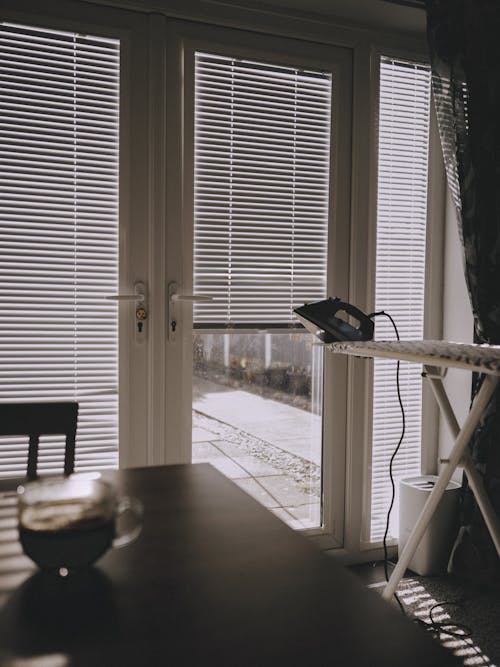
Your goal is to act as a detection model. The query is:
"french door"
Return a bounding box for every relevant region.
[0,1,159,473]
[165,21,352,543]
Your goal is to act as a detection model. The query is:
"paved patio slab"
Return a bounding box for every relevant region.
[192,381,322,529]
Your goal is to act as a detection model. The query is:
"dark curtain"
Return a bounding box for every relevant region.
[426,0,500,582]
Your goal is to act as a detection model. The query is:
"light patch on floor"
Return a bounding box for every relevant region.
[397,578,493,666]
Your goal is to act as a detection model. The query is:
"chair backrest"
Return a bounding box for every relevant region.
[0,402,79,480]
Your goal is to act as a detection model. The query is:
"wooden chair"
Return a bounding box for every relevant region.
[0,402,79,480]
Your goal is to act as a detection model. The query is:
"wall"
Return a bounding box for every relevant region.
[438,191,473,479]
[77,0,426,43]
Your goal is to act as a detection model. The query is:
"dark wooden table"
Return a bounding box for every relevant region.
[0,464,460,666]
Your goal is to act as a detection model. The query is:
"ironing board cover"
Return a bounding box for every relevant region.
[329,340,500,375]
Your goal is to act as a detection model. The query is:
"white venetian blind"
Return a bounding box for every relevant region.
[0,22,120,476]
[193,52,331,328]
[370,57,431,540]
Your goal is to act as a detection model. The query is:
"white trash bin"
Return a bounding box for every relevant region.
[398,475,461,576]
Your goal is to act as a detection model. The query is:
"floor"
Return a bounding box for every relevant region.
[352,562,499,666]
[351,561,390,587]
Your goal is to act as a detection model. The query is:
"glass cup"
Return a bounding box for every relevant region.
[17,474,142,574]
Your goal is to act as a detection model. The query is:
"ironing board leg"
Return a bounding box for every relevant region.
[463,459,500,555]
[382,373,499,601]
[426,369,500,556]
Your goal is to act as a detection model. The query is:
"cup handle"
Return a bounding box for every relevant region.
[112,496,143,548]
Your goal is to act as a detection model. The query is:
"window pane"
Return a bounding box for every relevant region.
[0,22,120,476]
[370,57,431,541]
[192,51,331,529]
[193,332,322,529]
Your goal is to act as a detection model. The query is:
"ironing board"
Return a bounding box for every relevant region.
[329,340,500,601]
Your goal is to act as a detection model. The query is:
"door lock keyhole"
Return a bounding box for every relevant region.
[136,306,147,335]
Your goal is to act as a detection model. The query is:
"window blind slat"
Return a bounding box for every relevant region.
[0,22,120,477]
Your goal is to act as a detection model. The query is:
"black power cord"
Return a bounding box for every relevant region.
[368,310,405,613]
[414,598,486,661]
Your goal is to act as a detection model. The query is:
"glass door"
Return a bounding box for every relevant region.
[165,22,353,540]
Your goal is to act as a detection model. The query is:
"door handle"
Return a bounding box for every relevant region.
[106,282,148,342]
[106,282,146,302]
[168,282,211,342]
[170,293,211,303]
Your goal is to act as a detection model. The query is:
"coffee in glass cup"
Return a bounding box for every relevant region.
[18,474,142,573]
